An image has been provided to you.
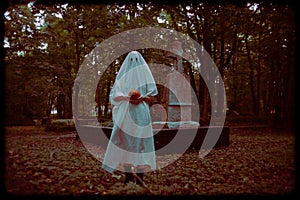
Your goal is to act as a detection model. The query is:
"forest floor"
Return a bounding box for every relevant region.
[3,125,296,197]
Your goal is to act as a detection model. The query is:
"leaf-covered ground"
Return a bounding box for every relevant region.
[4,126,295,196]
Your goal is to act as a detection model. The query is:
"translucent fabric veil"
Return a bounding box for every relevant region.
[110,51,158,105]
[102,51,158,173]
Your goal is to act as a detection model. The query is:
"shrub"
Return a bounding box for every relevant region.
[45,121,76,132]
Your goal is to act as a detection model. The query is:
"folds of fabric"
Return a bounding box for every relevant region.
[102,51,158,173]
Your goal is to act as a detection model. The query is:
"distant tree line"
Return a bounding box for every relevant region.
[4,1,295,131]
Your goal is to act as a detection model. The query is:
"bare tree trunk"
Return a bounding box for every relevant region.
[245,33,257,115]
[46,93,53,117]
[64,85,73,119]
[57,93,64,119]
[285,31,295,133]
[256,18,262,116]
[95,79,103,120]
[104,80,111,118]
[267,61,275,116]
[231,54,239,111]
[200,6,212,124]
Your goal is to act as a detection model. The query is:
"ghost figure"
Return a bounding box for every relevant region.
[102,51,158,180]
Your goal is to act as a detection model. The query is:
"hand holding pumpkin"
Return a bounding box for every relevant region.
[129,89,142,105]
[129,89,141,99]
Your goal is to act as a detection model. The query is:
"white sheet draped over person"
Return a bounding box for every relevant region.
[102,51,158,185]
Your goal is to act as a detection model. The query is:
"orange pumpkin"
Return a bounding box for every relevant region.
[129,89,141,99]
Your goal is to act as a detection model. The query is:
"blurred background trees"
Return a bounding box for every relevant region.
[3,1,295,131]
